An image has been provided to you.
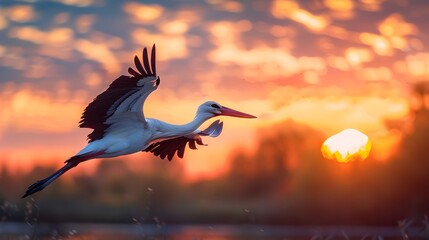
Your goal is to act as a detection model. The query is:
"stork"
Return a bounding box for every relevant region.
[22,45,256,198]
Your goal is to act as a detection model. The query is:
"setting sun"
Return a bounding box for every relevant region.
[321,128,372,163]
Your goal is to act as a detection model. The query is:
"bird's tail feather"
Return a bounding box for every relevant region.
[22,151,103,198]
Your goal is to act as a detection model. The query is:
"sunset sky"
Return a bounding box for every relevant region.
[0,0,428,180]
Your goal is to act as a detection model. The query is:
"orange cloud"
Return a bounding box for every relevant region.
[9,26,44,44]
[269,25,296,38]
[271,0,300,18]
[53,12,70,24]
[379,14,418,37]
[0,84,86,136]
[345,47,373,67]
[9,26,74,46]
[209,44,301,79]
[7,5,37,22]
[266,86,409,137]
[271,0,329,32]
[359,32,393,56]
[160,20,189,35]
[405,52,429,77]
[358,0,387,12]
[131,28,188,60]
[208,21,327,81]
[123,2,164,23]
[7,26,75,62]
[324,0,354,11]
[377,14,418,52]
[359,67,392,82]
[206,0,243,13]
[0,12,8,30]
[324,0,355,19]
[75,14,96,33]
[75,39,121,75]
[54,0,96,7]
[24,57,54,79]
[79,64,102,87]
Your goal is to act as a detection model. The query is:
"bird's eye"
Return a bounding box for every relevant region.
[211,104,220,109]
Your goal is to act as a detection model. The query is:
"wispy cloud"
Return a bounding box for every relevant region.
[9,26,74,45]
[75,38,121,75]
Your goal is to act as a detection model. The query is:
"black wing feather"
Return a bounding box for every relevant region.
[143,120,223,161]
[128,67,141,78]
[79,76,140,129]
[142,48,152,75]
[79,45,158,143]
[134,55,147,76]
[150,44,156,75]
[188,140,197,150]
[79,76,141,142]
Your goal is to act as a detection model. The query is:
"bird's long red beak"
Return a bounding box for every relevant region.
[220,106,257,118]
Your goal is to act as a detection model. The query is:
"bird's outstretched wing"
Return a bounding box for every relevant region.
[79,45,160,142]
[144,120,224,161]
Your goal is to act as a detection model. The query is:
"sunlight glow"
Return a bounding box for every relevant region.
[321,129,372,163]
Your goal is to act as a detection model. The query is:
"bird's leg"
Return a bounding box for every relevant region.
[22,151,104,198]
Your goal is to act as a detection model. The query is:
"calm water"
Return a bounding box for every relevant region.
[1,222,428,240]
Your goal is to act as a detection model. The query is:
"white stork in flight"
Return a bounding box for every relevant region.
[22,45,256,198]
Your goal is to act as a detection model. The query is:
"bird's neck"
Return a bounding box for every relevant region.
[178,112,213,134]
[153,112,213,139]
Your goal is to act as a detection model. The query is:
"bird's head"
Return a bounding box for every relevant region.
[197,101,257,119]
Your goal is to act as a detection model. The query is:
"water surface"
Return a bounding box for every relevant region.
[1,222,427,240]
